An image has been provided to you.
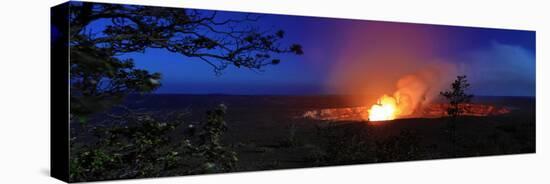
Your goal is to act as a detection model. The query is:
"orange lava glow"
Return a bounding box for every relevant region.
[368,95,399,121]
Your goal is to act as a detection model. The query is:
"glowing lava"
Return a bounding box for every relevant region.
[368,95,399,121]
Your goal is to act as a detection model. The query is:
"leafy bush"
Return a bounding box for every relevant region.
[69,104,237,182]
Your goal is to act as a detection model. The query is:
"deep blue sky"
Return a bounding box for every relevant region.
[88,7,536,96]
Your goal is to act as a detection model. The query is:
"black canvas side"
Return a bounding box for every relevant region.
[51,2,70,182]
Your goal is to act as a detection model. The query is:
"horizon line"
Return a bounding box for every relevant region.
[130,92,536,98]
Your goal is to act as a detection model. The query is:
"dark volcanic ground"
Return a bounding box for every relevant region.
[77,94,536,172]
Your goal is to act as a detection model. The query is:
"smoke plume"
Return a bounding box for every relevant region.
[392,66,456,116]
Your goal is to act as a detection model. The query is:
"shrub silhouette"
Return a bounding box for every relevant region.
[70,104,237,182]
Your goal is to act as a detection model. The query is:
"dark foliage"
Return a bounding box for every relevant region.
[309,123,425,165]
[373,129,423,162]
[440,75,474,153]
[440,75,474,118]
[70,104,236,182]
[68,2,303,118]
[311,123,373,165]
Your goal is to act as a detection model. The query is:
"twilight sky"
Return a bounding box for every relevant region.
[110,8,535,96]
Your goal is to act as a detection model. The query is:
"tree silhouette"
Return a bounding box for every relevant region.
[440,75,474,151]
[68,2,303,118]
[440,75,474,118]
